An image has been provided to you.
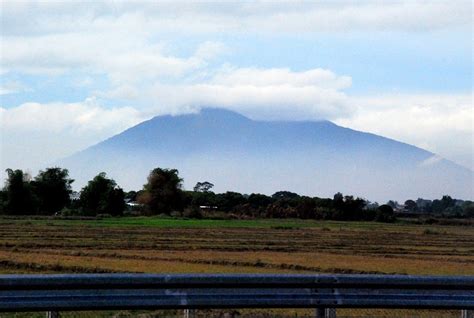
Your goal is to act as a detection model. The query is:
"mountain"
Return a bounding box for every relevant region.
[59,108,473,202]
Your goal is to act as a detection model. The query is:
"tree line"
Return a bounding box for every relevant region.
[1,167,472,221]
[391,197,474,218]
[0,168,125,216]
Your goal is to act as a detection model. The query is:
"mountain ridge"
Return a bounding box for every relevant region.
[59,108,473,201]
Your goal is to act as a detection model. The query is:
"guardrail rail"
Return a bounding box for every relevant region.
[0,274,473,317]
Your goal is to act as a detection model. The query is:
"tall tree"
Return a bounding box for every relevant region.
[404,199,418,212]
[79,172,125,216]
[193,181,214,193]
[2,169,37,215]
[440,195,455,210]
[32,167,74,214]
[139,168,184,215]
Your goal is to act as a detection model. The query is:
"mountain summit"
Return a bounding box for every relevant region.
[60,108,473,201]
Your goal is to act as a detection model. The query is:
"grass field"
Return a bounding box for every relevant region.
[0,216,472,317]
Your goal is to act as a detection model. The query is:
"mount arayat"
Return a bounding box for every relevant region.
[59,108,473,202]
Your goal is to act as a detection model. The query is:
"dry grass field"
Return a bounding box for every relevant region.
[0,217,472,317]
[0,217,472,276]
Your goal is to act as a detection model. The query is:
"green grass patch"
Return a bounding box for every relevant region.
[1,216,396,230]
[0,216,451,233]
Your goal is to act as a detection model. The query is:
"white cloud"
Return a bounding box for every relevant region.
[419,155,444,167]
[0,80,28,95]
[1,1,470,36]
[99,66,353,121]
[1,32,210,81]
[1,97,145,134]
[335,94,473,170]
[0,99,148,172]
[149,82,350,121]
[1,2,470,78]
[210,66,352,89]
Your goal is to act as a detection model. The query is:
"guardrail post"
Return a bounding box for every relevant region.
[315,308,336,318]
[46,311,60,318]
[315,308,326,317]
[326,308,337,317]
[462,310,473,318]
[184,309,196,318]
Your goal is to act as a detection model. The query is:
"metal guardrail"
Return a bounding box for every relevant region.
[0,274,472,315]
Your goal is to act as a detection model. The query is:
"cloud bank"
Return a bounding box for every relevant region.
[336,94,473,170]
[2,1,470,36]
[0,98,147,172]
[1,0,472,179]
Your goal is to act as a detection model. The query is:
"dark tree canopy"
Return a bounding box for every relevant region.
[32,167,74,214]
[376,204,395,222]
[2,169,37,215]
[333,192,343,202]
[248,193,273,208]
[387,200,398,209]
[139,168,184,215]
[125,191,138,201]
[272,191,299,200]
[296,196,317,219]
[190,190,217,207]
[215,191,246,211]
[404,199,417,212]
[193,181,214,193]
[79,172,125,216]
[331,194,367,220]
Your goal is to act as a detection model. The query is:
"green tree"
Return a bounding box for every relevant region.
[272,191,299,200]
[387,200,398,209]
[125,191,138,201]
[248,193,273,208]
[79,172,125,216]
[440,195,455,211]
[296,196,317,219]
[375,204,395,222]
[333,192,343,202]
[190,190,216,207]
[2,169,38,215]
[215,191,247,211]
[404,199,418,212]
[193,181,214,193]
[461,201,474,217]
[0,190,6,214]
[32,167,74,214]
[139,168,184,215]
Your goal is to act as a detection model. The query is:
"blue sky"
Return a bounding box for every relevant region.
[1,1,473,177]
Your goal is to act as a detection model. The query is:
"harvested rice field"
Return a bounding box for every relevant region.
[0,217,472,317]
[0,217,472,276]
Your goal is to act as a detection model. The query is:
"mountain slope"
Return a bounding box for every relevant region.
[60,108,473,201]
